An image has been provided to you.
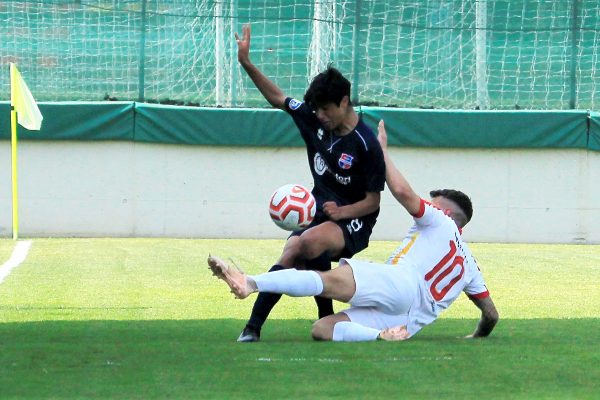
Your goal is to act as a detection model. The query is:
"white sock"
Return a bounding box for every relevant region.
[332,321,380,342]
[252,269,323,297]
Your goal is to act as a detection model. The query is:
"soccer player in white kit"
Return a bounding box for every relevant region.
[208,120,499,341]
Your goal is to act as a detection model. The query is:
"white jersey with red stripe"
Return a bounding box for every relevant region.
[386,199,490,336]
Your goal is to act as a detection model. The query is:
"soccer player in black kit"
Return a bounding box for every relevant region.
[234,24,386,342]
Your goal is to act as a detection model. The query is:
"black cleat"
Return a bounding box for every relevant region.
[237,326,260,343]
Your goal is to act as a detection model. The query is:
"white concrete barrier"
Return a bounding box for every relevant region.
[1,141,598,243]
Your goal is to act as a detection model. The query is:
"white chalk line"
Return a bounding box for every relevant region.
[0,240,32,284]
[256,355,453,363]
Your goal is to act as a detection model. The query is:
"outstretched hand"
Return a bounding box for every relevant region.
[377,120,388,151]
[234,24,251,64]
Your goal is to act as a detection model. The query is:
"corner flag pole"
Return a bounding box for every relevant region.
[10,102,19,240]
[9,63,44,240]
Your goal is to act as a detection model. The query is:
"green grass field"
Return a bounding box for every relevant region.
[1,238,599,399]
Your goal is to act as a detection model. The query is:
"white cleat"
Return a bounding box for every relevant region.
[207,255,254,299]
[378,325,410,341]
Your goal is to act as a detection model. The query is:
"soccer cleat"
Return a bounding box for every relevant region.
[237,326,260,343]
[378,325,410,341]
[207,254,254,299]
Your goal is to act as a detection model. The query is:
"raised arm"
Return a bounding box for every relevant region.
[235,24,286,109]
[466,295,499,338]
[377,120,422,216]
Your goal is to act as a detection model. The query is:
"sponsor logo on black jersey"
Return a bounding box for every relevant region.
[335,174,351,185]
[314,153,352,185]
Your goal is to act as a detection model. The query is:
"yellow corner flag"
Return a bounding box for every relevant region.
[9,63,43,240]
[10,63,43,130]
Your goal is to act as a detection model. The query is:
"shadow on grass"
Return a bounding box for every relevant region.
[0,319,598,399]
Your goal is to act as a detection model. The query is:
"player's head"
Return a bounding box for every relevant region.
[429,189,473,229]
[304,66,351,108]
[304,67,352,131]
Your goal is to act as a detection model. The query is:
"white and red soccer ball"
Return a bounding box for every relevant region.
[269,184,316,231]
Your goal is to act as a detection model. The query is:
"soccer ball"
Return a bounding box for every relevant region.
[268,184,316,231]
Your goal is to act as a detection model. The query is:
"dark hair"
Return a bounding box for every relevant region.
[303,66,351,108]
[429,189,473,224]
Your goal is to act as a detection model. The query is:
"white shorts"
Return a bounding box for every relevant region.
[339,258,418,330]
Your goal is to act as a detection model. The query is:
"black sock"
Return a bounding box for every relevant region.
[245,264,285,332]
[314,295,334,319]
[305,253,334,319]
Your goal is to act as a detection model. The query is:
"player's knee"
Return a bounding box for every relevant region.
[311,319,334,341]
[297,235,323,260]
[278,238,303,266]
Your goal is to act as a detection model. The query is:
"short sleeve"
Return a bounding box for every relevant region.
[463,257,490,299]
[362,141,385,193]
[414,199,446,228]
[284,97,309,116]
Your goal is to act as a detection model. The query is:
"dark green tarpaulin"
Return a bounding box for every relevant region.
[588,112,600,151]
[0,101,134,141]
[361,108,588,149]
[0,101,597,151]
[134,103,302,146]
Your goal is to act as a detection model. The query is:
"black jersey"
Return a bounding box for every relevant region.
[284,97,386,216]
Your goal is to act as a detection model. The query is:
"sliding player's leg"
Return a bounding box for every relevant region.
[208,255,415,342]
[288,222,344,319]
[208,256,356,304]
[238,221,345,341]
[305,252,334,318]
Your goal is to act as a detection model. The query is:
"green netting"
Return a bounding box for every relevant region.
[1,1,600,110]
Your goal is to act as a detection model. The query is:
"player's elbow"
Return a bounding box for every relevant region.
[387,180,407,200]
[385,177,413,203]
[266,93,286,109]
[486,308,500,326]
[389,188,409,207]
[363,192,382,213]
[480,308,499,336]
[268,98,285,109]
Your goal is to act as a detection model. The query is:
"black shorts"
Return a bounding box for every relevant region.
[289,209,379,261]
